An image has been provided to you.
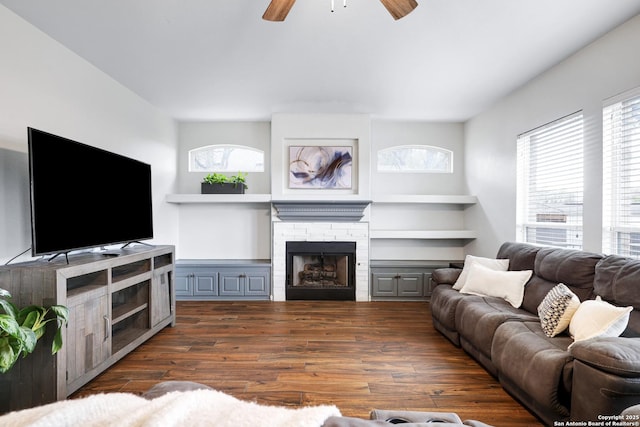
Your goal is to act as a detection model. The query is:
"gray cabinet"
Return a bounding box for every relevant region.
[372,271,423,297]
[176,261,270,300]
[371,260,451,300]
[176,269,218,297]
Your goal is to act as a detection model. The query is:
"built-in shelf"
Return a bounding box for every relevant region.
[372,195,477,204]
[165,194,272,204]
[166,194,477,205]
[370,230,477,239]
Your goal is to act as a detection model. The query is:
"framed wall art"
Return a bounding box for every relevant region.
[289,146,353,189]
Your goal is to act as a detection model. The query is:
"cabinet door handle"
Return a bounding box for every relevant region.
[104,315,110,341]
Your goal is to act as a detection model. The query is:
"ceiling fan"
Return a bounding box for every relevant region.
[263,0,418,21]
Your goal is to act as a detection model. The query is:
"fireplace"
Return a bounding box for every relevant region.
[286,241,356,300]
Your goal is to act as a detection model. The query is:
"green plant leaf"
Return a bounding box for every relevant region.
[0,299,68,373]
[52,327,64,354]
[20,309,42,331]
[0,337,18,373]
[0,299,18,319]
[18,326,37,354]
[0,314,21,338]
[50,305,70,323]
[17,305,45,326]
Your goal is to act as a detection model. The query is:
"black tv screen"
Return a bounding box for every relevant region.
[28,128,153,256]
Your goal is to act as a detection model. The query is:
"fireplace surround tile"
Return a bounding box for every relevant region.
[272,221,369,301]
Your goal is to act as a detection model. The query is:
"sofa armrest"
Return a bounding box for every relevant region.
[432,268,462,286]
[569,337,640,377]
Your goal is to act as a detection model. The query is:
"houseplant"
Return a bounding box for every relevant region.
[0,288,69,373]
[201,172,248,194]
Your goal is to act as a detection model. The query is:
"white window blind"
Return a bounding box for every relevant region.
[516,112,584,249]
[603,87,640,257]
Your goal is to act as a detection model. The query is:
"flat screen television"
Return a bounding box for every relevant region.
[28,127,153,256]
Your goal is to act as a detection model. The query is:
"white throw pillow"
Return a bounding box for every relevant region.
[453,255,510,291]
[459,263,532,308]
[537,283,581,337]
[569,296,633,343]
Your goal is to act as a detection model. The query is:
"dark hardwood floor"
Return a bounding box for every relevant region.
[72,301,542,426]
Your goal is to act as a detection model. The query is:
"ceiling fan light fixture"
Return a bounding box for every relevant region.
[330,0,347,13]
[263,0,417,21]
[379,0,418,20]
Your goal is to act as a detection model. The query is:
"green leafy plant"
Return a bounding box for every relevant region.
[230,172,248,189]
[203,172,248,189]
[202,172,229,185]
[0,288,69,373]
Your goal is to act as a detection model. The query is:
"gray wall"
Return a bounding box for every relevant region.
[173,119,466,260]
[464,14,640,257]
[0,5,179,264]
[0,149,29,261]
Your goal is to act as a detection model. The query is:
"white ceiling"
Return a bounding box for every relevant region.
[2,0,640,122]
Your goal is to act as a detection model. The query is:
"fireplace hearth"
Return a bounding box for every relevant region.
[286,241,356,300]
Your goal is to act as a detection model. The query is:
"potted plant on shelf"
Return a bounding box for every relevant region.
[0,288,69,373]
[201,172,248,194]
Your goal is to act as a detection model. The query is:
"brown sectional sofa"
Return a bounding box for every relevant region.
[430,242,640,425]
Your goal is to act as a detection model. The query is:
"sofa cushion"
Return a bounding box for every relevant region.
[453,255,509,291]
[496,242,540,272]
[459,264,532,308]
[455,296,539,363]
[569,337,640,377]
[594,255,640,310]
[537,283,581,337]
[569,296,632,343]
[593,255,640,338]
[519,247,602,315]
[432,268,463,286]
[430,284,484,346]
[491,321,573,418]
[534,247,601,295]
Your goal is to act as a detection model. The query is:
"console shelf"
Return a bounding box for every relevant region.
[0,245,175,413]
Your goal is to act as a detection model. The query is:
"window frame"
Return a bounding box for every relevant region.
[516,112,584,250]
[376,144,453,173]
[188,144,265,173]
[602,87,640,257]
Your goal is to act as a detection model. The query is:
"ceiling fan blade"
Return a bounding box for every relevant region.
[379,0,418,20]
[263,0,297,21]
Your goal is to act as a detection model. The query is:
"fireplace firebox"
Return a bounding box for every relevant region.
[286,241,356,300]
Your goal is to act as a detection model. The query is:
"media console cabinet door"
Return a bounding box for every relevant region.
[151,269,173,327]
[66,287,110,390]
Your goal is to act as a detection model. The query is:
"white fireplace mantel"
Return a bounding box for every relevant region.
[272,200,371,222]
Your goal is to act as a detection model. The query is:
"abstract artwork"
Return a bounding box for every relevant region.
[289,146,353,189]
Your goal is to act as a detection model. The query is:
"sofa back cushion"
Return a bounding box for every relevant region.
[594,255,640,337]
[519,246,601,315]
[496,242,539,271]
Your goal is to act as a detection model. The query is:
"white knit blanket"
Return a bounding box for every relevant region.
[0,389,341,427]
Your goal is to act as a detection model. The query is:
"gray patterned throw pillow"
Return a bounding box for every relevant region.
[537,283,581,337]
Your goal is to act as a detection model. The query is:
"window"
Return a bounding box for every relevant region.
[377,145,453,173]
[516,112,584,249]
[188,144,264,172]
[603,87,640,257]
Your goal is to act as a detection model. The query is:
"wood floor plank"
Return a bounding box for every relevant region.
[71,301,543,426]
